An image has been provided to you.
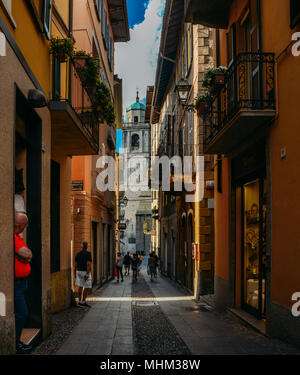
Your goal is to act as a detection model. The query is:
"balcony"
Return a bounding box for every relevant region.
[49,60,99,156]
[203,52,276,155]
[185,0,233,29]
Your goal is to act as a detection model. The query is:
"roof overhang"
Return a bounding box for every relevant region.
[107,0,130,42]
[185,0,233,29]
[151,0,184,124]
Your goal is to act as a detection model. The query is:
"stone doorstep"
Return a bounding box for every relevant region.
[227,308,267,336]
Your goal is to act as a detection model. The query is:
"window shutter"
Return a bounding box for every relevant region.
[43,0,52,39]
[102,4,106,36]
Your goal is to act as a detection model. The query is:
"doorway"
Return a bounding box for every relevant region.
[15,87,42,342]
[241,177,266,318]
[92,222,98,285]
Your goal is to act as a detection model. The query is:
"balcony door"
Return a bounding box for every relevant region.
[249,0,262,107]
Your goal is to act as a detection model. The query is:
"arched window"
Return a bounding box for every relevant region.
[131,134,140,150]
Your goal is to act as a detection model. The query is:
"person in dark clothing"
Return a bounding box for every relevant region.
[123,252,132,275]
[131,253,139,282]
[75,242,92,307]
[148,252,156,281]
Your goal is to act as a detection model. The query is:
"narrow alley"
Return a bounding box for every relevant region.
[35,263,299,356]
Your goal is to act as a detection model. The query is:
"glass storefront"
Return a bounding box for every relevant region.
[242,178,266,318]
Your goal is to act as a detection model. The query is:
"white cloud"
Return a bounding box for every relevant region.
[114,0,165,119]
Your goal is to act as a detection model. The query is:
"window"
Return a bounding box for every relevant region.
[290,0,300,28]
[102,3,106,37]
[95,0,102,20]
[128,238,136,244]
[134,116,138,123]
[43,0,52,39]
[131,134,140,150]
[226,23,236,66]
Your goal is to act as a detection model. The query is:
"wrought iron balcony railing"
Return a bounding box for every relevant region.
[50,58,99,154]
[203,52,276,154]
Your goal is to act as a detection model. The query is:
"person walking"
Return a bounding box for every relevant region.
[147,252,156,282]
[131,253,139,282]
[14,212,32,354]
[123,252,132,276]
[74,242,92,307]
[153,252,159,278]
[116,252,124,282]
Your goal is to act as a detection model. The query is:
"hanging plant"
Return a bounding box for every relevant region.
[194,92,213,117]
[202,66,228,94]
[95,81,115,125]
[50,37,74,62]
[72,50,100,88]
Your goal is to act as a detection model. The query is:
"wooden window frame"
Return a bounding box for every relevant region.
[290,0,300,29]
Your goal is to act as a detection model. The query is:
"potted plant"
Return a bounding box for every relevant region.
[50,37,74,62]
[72,51,99,89]
[73,50,89,70]
[194,92,213,117]
[202,66,228,94]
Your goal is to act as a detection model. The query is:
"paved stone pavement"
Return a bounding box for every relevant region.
[56,267,300,355]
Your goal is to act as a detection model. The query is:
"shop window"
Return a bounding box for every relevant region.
[43,0,52,39]
[290,0,300,28]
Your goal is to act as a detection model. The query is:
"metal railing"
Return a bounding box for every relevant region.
[204,52,276,146]
[52,58,99,148]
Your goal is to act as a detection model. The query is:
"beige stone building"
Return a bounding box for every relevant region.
[150,0,216,296]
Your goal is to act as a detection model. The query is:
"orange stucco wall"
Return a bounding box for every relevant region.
[216,0,300,309]
[262,0,300,308]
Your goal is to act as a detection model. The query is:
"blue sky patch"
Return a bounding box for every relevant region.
[127,0,151,29]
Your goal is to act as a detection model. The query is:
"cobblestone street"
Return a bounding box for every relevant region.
[34,264,300,356]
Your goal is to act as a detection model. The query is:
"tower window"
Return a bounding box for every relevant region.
[131,134,140,150]
[134,116,138,123]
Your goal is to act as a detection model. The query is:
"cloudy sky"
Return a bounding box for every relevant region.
[114,0,165,118]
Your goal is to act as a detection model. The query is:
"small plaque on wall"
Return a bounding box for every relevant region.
[72,180,83,191]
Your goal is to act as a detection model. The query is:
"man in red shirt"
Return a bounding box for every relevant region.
[14,212,32,354]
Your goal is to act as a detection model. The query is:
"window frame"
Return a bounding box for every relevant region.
[43,0,52,39]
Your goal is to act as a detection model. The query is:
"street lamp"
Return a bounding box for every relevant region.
[175,78,192,105]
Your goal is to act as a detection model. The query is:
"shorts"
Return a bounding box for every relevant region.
[75,271,92,288]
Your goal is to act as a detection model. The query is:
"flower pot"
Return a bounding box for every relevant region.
[196,100,210,117]
[208,73,226,94]
[56,49,68,63]
[73,56,88,71]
